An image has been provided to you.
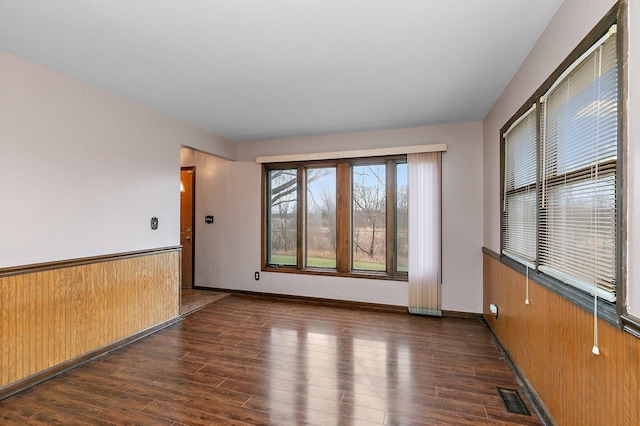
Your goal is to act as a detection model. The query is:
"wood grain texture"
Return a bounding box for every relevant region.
[336,162,352,273]
[483,252,640,425]
[0,250,180,390]
[0,294,541,425]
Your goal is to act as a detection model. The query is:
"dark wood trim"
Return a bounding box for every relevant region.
[482,317,555,426]
[336,162,351,273]
[261,164,268,269]
[262,264,407,281]
[297,165,305,269]
[485,248,619,327]
[616,0,628,320]
[191,285,229,292]
[0,246,182,278]
[202,288,409,313]
[543,159,616,186]
[440,310,483,320]
[181,166,196,288]
[481,246,501,261]
[264,155,409,276]
[0,316,182,401]
[535,98,542,269]
[385,160,396,274]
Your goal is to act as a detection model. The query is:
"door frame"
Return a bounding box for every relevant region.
[181,166,196,288]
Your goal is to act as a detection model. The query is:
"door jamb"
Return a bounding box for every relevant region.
[181,166,196,288]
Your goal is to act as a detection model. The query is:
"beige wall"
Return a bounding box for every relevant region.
[186,122,485,312]
[483,0,617,252]
[0,51,235,268]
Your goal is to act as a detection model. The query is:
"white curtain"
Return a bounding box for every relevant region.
[408,151,442,316]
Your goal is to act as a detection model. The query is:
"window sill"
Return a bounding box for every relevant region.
[483,247,619,328]
[262,265,408,282]
[621,314,640,338]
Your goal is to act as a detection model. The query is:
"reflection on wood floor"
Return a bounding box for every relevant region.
[0,294,542,425]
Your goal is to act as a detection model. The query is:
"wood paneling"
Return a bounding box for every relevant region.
[0,249,180,392]
[483,252,640,425]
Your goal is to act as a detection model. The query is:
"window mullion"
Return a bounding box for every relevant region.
[386,160,396,274]
[336,162,351,273]
[297,166,305,269]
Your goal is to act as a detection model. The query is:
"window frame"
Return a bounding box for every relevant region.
[499,2,627,327]
[262,155,409,281]
[502,104,538,268]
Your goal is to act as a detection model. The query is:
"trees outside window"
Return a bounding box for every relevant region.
[267,169,297,265]
[306,168,337,268]
[352,164,386,271]
[263,156,407,279]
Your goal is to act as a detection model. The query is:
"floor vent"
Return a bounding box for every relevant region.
[497,387,531,416]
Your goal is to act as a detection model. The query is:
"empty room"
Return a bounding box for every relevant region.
[1,0,639,425]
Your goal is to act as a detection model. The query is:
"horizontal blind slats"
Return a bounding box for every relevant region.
[540,34,617,300]
[503,106,537,264]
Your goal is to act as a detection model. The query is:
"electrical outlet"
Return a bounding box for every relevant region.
[254,271,260,280]
[489,303,499,319]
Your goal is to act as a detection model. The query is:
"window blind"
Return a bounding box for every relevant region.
[502,104,537,267]
[539,28,617,302]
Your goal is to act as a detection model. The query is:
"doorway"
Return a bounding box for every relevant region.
[180,167,195,288]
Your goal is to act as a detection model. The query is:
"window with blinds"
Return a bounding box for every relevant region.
[502,105,537,267]
[539,27,618,302]
[500,22,619,305]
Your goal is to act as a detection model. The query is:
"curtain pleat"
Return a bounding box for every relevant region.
[408,152,442,316]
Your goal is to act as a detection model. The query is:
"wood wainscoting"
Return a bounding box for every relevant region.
[483,250,640,425]
[0,247,181,398]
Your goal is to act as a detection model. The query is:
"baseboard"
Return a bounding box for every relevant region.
[191,285,229,293]
[196,287,482,319]
[482,316,556,426]
[200,287,409,313]
[441,310,483,320]
[0,316,182,401]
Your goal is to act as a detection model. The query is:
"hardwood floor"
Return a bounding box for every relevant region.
[0,294,542,425]
[181,289,229,315]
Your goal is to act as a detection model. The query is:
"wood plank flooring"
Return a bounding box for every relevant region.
[181,289,229,315]
[0,294,542,425]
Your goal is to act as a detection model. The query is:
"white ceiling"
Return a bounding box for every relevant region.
[0,0,564,142]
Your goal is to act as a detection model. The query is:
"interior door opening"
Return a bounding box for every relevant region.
[180,167,195,288]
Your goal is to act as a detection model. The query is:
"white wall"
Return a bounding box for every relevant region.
[482,0,640,317]
[189,123,484,312]
[0,51,235,268]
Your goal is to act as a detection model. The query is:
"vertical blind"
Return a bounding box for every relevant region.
[408,152,442,316]
[539,27,618,302]
[502,105,538,267]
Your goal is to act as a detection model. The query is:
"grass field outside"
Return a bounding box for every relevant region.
[270,254,385,271]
